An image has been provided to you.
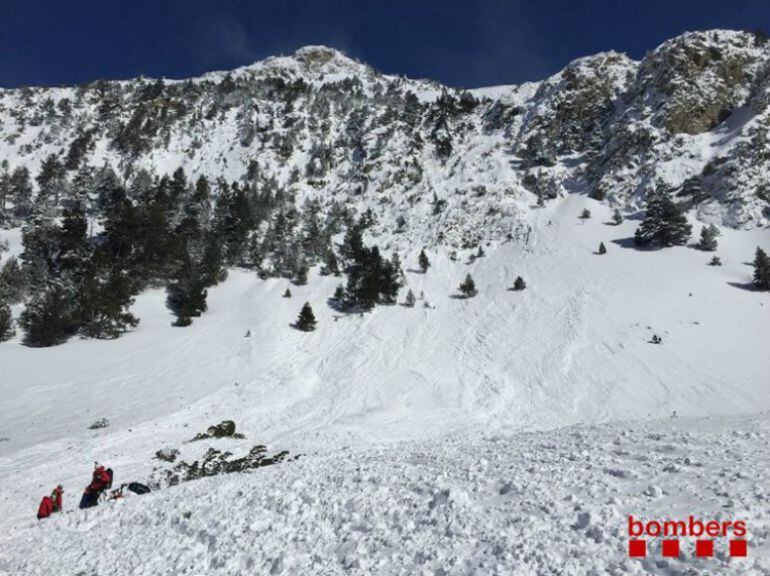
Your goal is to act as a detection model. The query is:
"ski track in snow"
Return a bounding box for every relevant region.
[0,196,769,574]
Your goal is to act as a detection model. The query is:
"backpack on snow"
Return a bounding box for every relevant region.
[127,482,151,495]
[37,496,54,519]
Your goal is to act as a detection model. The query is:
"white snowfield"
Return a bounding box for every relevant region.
[0,196,769,574]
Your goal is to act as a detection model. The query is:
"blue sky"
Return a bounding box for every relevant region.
[3,0,770,88]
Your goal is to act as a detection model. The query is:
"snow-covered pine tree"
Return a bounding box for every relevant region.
[708,255,722,266]
[283,287,292,298]
[19,216,59,290]
[166,255,208,327]
[198,233,227,287]
[57,201,90,278]
[0,256,27,304]
[418,249,430,273]
[579,208,591,219]
[612,208,623,225]
[10,166,34,222]
[0,162,10,224]
[513,276,526,291]
[294,259,309,286]
[0,291,13,341]
[78,253,139,338]
[598,242,607,254]
[35,154,68,216]
[634,189,692,247]
[390,252,405,284]
[341,223,365,264]
[459,273,477,298]
[697,224,720,251]
[19,280,78,347]
[320,249,340,276]
[753,247,770,290]
[404,289,415,307]
[295,302,317,332]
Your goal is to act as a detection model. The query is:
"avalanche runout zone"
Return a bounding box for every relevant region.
[1,414,768,576]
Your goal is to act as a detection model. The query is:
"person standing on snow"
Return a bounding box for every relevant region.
[51,484,63,511]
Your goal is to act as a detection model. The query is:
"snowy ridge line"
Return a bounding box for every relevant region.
[0,28,768,246]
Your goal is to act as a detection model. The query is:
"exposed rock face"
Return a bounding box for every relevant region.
[634,30,763,135]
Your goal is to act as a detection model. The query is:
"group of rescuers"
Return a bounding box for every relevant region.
[37,463,150,520]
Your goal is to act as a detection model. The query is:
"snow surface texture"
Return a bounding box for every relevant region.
[0,196,768,574]
[1,416,769,575]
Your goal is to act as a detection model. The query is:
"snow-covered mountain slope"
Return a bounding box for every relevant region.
[1,30,769,249]
[1,30,769,576]
[0,195,768,575]
[1,195,768,455]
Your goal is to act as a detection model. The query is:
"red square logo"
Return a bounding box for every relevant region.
[695,540,714,557]
[662,539,680,557]
[629,540,646,558]
[730,539,747,557]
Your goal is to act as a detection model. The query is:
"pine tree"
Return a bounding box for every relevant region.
[0,256,27,304]
[598,242,607,255]
[0,292,13,341]
[459,274,477,298]
[477,245,485,258]
[78,254,139,338]
[612,209,623,225]
[391,252,405,284]
[294,260,309,286]
[341,223,365,264]
[343,244,400,310]
[753,247,770,290]
[0,161,10,223]
[137,192,182,282]
[166,255,208,326]
[333,284,345,302]
[579,208,591,220]
[58,201,91,279]
[19,216,60,289]
[513,276,526,291]
[198,233,227,287]
[418,249,430,273]
[294,302,316,331]
[320,249,340,276]
[634,190,692,247]
[378,256,400,304]
[35,154,68,215]
[404,289,415,308]
[10,166,34,221]
[697,224,720,252]
[708,255,722,266]
[300,198,327,261]
[283,287,292,298]
[20,281,78,347]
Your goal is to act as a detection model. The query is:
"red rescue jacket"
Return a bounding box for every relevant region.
[89,467,111,492]
[37,496,54,520]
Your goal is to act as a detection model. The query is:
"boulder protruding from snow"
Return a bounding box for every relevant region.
[191,420,245,441]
